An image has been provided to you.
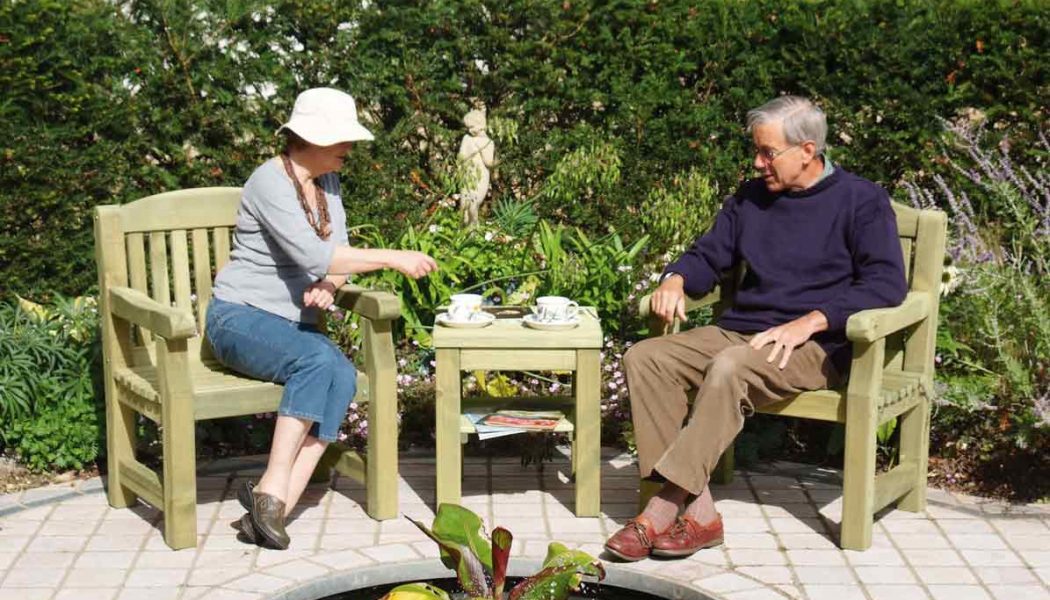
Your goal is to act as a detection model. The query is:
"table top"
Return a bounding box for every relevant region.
[432,306,603,349]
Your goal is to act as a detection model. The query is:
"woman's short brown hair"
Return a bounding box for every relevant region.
[281,129,312,154]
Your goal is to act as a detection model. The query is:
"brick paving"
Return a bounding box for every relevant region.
[0,450,1046,600]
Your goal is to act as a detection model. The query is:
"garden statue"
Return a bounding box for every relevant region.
[457,109,496,226]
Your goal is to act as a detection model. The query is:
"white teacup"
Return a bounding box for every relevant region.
[532,296,579,322]
[447,293,484,322]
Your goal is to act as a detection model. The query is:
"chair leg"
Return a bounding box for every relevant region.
[897,397,931,512]
[711,445,735,485]
[367,395,399,521]
[106,392,138,508]
[161,408,197,550]
[841,418,877,551]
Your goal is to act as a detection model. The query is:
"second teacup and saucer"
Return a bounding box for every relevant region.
[523,296,580,331]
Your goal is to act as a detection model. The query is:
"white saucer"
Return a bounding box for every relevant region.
[436,312,495,328]
[522,314,580,331]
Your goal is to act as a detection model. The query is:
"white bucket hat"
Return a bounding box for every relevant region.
[277,87,374,146]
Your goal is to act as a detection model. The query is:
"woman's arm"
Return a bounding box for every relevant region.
[327,246,437,279]
[305,246,437,309]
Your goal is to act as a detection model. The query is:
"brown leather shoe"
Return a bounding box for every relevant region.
[651,515,724,557]
[237,481,255,512]
[246,488,290,550]
[604,516,659,562]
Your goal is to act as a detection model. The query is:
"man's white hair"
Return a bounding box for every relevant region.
[746,96,827,154]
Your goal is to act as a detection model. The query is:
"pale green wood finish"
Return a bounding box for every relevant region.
[637,203,947,550]
[432,312,604,516]
[94,187,402,549]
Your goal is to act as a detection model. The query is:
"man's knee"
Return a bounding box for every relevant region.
[706,345,753,382]
[623,336,669,373]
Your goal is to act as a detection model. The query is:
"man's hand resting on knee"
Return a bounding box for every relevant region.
[748,311,829,369]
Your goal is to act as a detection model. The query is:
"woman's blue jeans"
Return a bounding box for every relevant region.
[205,297,357,443]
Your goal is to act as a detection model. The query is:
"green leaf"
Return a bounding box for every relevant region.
[407,505,492,598]
[380,582,452,600]
[508,543,605,600]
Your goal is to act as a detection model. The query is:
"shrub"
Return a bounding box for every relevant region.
[900,117,1048,498]
[0,296,103,471]
[3,0,1048,299]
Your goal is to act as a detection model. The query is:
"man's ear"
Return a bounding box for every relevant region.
[801,140,819,163]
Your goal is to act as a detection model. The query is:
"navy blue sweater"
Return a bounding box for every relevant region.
[665,168,908,376]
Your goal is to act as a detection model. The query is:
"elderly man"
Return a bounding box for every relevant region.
[604,96,907,561]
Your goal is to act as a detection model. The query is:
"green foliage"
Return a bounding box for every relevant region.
[900,118,1048,495]
[408,504,493,598]
[341,205,651,344]
[491,197,539,238]
[641,169,720,254]
[383,583,451,600]
[0,296,103,471]
[4,0,1048,298]
[399,504,604,600]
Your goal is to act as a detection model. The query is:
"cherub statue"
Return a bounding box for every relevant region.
[456,109,496,226]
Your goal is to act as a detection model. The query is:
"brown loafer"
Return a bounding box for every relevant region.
[237,481,255,512]
[604,516,659,562]
[246,488,290,550]
[651,514,724,557]
[232,513,257,544]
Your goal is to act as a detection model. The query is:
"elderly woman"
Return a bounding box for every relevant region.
[207,87,437,549]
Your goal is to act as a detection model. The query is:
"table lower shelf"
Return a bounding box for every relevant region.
[458,395,577,435]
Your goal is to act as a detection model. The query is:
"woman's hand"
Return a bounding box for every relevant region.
[389,251,439,279]
[303,280,337,310]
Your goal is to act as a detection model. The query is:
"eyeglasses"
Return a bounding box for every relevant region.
[755,144,800,164]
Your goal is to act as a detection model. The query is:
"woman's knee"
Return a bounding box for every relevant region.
[326,347,358,394]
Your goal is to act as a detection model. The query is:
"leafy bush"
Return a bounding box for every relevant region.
[0,296,103,471]
[900,117,1048,498]
[640,168,721,256]
[3,0,1048,298]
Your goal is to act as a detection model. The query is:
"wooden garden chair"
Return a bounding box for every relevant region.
[93,187,400,550]
[638,202,946,550]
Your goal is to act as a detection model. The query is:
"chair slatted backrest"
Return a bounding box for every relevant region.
[717,202,939,375]
[98,188,242,368]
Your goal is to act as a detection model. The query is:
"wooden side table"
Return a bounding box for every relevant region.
[433,308,603,517]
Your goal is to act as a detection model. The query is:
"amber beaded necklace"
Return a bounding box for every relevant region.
[280,153,331,240]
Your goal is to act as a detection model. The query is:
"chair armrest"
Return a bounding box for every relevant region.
[334,284,402,321]
[845,292,931,343]
[638,287,721,319]
[108,286,197,340]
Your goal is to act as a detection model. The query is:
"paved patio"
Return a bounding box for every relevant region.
[0,449,1047,600]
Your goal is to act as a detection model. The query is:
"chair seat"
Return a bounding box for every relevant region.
[757,371,924,423]
[114,360,368,422]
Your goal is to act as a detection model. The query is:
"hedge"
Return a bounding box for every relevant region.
[2,0,1046,297]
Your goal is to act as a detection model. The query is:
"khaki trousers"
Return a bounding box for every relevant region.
[624,326,840,495]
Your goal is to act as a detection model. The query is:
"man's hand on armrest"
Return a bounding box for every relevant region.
[748,310,829,370]
[651,273,688,324]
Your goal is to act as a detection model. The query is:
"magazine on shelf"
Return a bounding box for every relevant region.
[463,409,568,440]
[480,410,565,431]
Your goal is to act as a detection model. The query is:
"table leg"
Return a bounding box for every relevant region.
[435,348,462,507]
[575,349,601,517]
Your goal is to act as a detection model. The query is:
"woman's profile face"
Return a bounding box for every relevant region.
[317,141,353,173]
